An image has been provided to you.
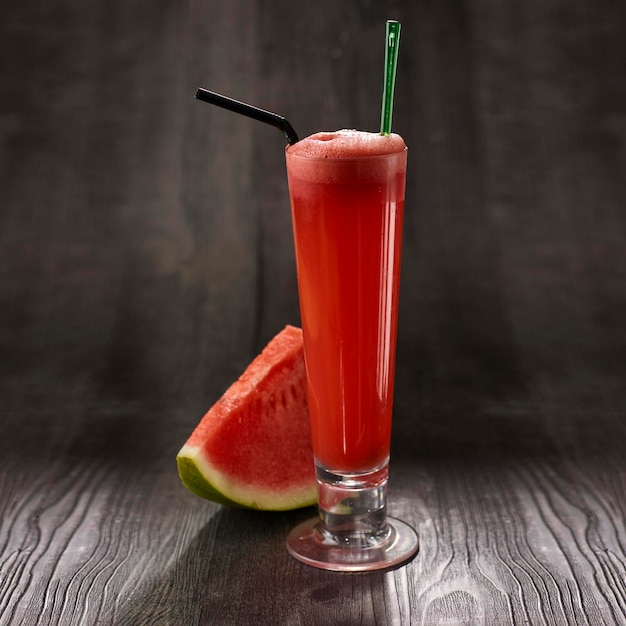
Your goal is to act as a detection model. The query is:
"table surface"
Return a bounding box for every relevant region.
[2,1,625,624]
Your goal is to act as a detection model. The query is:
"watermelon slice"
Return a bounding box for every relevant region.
[176,325,317,511]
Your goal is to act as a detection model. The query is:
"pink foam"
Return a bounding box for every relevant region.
[286,130,407,185]
[288,129,406,159]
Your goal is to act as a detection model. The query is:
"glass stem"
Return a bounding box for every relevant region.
[314,464,391,549]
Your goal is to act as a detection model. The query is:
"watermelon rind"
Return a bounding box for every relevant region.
[176,454,243,508]
[177,444,317,511]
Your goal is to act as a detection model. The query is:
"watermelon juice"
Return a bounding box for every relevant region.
[286,130,407,474]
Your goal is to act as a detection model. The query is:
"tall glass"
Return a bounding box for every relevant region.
[285,130,419,571]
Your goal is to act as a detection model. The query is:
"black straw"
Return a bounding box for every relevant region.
[195,88,299,145]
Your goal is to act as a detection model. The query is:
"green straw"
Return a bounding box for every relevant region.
[380,20,402,135]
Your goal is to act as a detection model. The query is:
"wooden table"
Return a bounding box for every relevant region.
[2,1,625,624]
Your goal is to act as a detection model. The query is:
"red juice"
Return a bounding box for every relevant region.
[286,130,407,473]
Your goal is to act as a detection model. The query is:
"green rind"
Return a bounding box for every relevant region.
[176,454,246,509]
[176,451,317,511]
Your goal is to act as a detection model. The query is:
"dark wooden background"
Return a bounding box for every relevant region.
[1,0,625,624]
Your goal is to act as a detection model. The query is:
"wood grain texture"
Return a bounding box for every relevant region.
[1,0,625,624]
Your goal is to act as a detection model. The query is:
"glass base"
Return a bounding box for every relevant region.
[286,464,418,572]
[286,516,418,572]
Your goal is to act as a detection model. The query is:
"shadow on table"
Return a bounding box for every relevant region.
[114,505,387,625]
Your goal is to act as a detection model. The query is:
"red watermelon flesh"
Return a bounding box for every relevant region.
[176,325,317,511]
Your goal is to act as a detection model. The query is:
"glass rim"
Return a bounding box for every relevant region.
[285,145,407,163]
